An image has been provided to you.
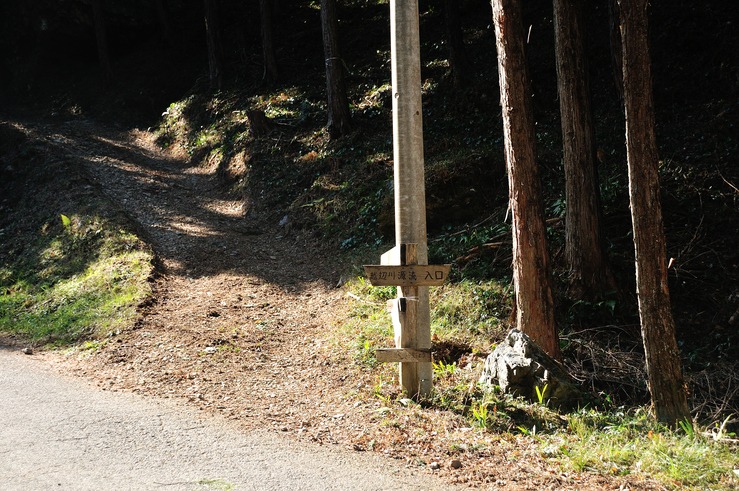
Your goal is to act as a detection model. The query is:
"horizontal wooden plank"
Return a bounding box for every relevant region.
[363,264,452,286]
[375,348,432,363]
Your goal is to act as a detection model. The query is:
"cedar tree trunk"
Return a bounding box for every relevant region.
[618,0,690,426]
[204,0,223,90]
[260,0,279,83]
[155,0,176,48]
[609,0,624,101]
[443,0,471,89]
[491,0,560,359]
[91,0,112,80]
[321,0,351,139]
[553,0,614,299]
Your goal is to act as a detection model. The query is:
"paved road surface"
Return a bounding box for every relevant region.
[0,347,454,491]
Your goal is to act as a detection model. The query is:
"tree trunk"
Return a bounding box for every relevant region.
[608,0,624,101]
[321,0,351,139]
[618,0,690,426]
[203,0,223,91]
[260,0,279,83]
[155,0,176,48]
[553,0,614,300]
[443,0,471,89]
[91,0,112,80]
[491,0,560,359]
[246,109,272,137]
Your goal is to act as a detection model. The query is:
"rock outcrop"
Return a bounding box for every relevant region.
[479,329,585,409]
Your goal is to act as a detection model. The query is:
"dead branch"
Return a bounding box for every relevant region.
[455,241,508,265]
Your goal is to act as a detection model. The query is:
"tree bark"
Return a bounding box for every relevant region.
[203,0,223,91]
[491,0,560,359]
[608,0,624,101]
[260,0,279,83]
[618,0,690,426]
[155,0,176,48]
[91,0,112,80]
[246,110,273,137]
[321,0,351,139]
[553,0,614,300]
[443,0,471,89]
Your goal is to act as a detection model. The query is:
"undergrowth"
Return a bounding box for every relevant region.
[0,213,153,344]
[0,123,154,346]
[341,274,739,490]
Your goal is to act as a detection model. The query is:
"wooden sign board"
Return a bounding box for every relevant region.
[363,264,451,287]
[375,348,431,363]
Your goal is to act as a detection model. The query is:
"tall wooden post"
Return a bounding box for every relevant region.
[389,0,432,398]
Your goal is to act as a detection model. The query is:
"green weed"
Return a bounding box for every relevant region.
[535,384,549,405]
[547,408,739,489]
[433,360,457,378]
[430,280,509,349]
[0,214,153,344]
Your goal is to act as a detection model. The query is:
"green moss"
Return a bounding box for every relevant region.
[0,215,153,344]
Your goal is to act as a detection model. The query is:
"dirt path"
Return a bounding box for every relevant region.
[40,119,356,434]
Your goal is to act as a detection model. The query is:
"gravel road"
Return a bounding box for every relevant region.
[0,347,455,491]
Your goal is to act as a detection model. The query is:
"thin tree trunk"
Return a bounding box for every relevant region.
[91,0,112,80]
[204,0,223,90]
[443,0,471,89]
[155,0,176,48]
[618,0,690,426]
[321,0,351,139]
[491,0,560,359]
[553,0,614,299]
[260,0,278,83]
[608,0,624,101]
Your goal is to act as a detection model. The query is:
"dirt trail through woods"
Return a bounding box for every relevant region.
[38,119,353,432]
[7,119,652,490]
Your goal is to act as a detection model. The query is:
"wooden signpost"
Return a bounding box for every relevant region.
[364,244,450,398]
[361,0,449,399]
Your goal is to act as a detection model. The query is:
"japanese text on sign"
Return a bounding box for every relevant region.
[363,265,451,286]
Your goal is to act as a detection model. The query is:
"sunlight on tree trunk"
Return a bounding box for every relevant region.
[618,0,690,426]
[491,0,560,359]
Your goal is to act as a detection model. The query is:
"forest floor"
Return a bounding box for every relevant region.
[4,117,671,490]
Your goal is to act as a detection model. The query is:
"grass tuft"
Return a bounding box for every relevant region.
[0,214,153,345]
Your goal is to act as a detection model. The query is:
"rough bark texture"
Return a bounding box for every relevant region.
[246,110,272,137]
[609,0,624,101]
[491,0,560,359]
[91,0,112,80]
[203,0,223,90]
[321,0,351,139]
[553,0,614,299]
[259,0,278,83]
[618,0,690,426]
[443,0,471,89]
